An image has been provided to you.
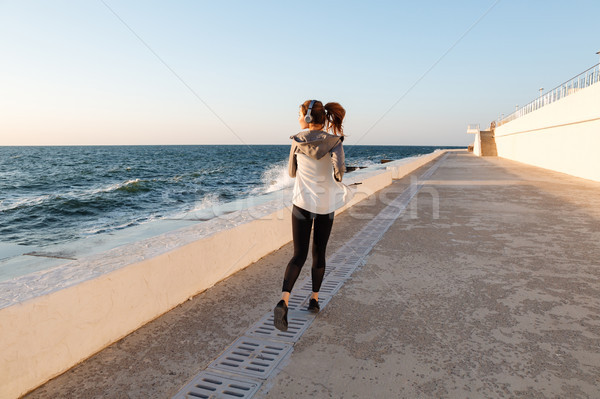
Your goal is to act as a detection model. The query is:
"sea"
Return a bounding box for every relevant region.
[0,145,459,248]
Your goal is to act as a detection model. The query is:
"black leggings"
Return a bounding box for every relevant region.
[282,205,335,293]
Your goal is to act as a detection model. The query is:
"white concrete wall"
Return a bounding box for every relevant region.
[473,132,482,156]
[0,150,448,398]
[384,150,447,180]
[495,82,600,182]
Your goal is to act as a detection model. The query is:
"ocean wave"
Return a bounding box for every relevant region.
[190,192,222,212]
[250,162,294,195]
[81,215,157,235]
[346,158,379,168]
[86,179,150,196]
[164,192,223,220]
[0,194,53,212]
[100,179,140,194]
[115,179,151,193]
[0,179,150,214]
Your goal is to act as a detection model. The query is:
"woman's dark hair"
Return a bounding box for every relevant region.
[300,100,346,136]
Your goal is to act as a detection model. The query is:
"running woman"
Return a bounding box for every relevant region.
[274,100,353,331]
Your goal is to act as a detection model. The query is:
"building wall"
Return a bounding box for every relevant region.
[494,82,600,182]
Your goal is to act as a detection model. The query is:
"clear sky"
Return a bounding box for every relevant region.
[1,0,598,146]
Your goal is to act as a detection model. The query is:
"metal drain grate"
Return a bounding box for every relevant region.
[285,291,310,311]
[246,311,314,342]
[172,371,261,399]
[294,293,334,315]
[353,245,372,253]
[290,276,312,293]
[296,277,344,296]
[328,253,347,264]
[328,265,356,280]
[341,254,364,269]
[208,337,293,379]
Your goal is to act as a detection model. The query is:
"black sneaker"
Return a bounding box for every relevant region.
[307,298,320,313]
[273,300,288,331]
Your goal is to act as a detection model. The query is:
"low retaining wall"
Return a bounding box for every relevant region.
[494,82,600,182]
[384,150,446,180]
[0,150,448,398]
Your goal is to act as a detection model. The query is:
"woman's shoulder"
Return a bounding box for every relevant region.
[291,130,343,140]
[322,131,344,142]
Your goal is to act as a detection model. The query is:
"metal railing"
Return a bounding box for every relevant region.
[497,63,600,127]
[466,124,480,133]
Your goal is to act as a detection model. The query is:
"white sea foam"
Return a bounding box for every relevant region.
[72,179,144,199]
[163,192,225,221]
[251,162,294,195]
[82,217,134,235]
[352,159,379,168]
[191,192,222,212]
[94,179,141,195]
[164,164,294,221]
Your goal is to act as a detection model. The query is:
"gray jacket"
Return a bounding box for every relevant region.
[288,130,345,182]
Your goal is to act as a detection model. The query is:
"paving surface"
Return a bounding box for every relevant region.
[24,151,600,398]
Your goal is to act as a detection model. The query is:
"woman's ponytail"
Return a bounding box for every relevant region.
[324,102,346,136]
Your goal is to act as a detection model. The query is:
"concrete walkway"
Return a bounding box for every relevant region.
[25,151,600,398]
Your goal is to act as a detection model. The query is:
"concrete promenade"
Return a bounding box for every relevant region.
[25,150,600,398]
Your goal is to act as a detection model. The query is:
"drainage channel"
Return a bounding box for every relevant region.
[172,153,449,399]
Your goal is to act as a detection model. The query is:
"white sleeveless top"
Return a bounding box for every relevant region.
[292,153,354,214]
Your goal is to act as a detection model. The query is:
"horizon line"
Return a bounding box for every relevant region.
[0,143,468,148]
